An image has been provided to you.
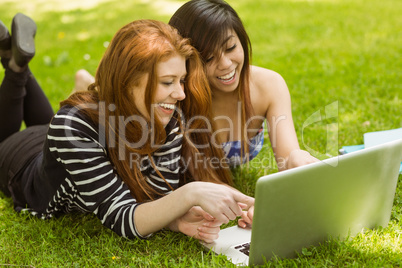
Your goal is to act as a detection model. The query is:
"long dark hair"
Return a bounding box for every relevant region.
[62,20,233,201]
[169,0,254,157]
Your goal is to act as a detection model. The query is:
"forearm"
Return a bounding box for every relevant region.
[133,183,195,236]
[133,181,254,237]
[272,140,300,171]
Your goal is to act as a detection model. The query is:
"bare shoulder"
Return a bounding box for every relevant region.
[250,66,290,114]
[250,65,287,94]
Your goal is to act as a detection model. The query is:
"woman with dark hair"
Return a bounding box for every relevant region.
[168,0,318,170]
[0,14,254,242]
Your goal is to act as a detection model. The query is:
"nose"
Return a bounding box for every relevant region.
[172,83,186,101]
[217,53,232,70]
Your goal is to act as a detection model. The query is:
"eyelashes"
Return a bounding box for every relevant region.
[205,44,237,63]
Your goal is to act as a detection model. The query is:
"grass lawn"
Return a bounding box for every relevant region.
[1,0,401,266]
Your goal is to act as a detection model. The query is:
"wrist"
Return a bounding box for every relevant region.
[167,218,180,232]
[165,182,198,233]
[286,149,311,169]
[182,181,198,207]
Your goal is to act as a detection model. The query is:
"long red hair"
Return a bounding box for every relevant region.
[61,20,232,201]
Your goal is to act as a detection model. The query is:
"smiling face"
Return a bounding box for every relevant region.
[205,30,245,94]
[133,54,187,126]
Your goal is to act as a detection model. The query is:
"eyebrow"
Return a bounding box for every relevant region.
[222,35,235,45]
[159,73,187,78]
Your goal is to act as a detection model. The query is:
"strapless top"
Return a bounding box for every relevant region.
[221,125,264,167]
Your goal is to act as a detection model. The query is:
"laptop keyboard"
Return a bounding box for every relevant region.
[234,242,251,256]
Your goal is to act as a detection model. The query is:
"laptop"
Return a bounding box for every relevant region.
[202,138,402,266]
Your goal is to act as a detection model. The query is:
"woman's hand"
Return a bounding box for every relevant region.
[133,181,254,238]
[187,182,255,225]
[286,149,319,170]
[168,206,222,243]
[238,204,254,228]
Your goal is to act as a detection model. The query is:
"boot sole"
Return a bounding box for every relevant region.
[11,13,36,67]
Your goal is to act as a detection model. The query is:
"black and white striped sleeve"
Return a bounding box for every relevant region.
[46,105,148,239]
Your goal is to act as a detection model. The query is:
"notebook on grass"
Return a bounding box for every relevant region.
[202,139,402,266]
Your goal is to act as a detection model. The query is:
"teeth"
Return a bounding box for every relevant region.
[159,103,175,110]
[218,70,235,80]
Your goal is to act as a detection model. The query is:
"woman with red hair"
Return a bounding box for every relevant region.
[0,15,254,242]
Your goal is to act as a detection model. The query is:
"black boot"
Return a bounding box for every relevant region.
[11,13,36,68]
[0,20,11,51]
[0,20,11,69]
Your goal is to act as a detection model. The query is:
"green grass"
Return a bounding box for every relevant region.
[1,0,401,266]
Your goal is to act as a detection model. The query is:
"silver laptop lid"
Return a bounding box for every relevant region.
[249,139,402,265]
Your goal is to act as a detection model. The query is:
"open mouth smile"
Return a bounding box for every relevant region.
[158,103,175,110]
[217,69,236,83]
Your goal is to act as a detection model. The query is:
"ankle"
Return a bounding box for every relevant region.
[0,49,11,60]
[9,57,27,73]
[1,57,10,70]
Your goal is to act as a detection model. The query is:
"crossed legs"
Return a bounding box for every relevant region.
[0,14,53,143]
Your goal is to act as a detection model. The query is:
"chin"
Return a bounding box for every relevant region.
[160,117,172,127]
[219,84,238,93]
[214,80,240,93]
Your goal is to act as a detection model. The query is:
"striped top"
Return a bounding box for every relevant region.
[16,105,183,239]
